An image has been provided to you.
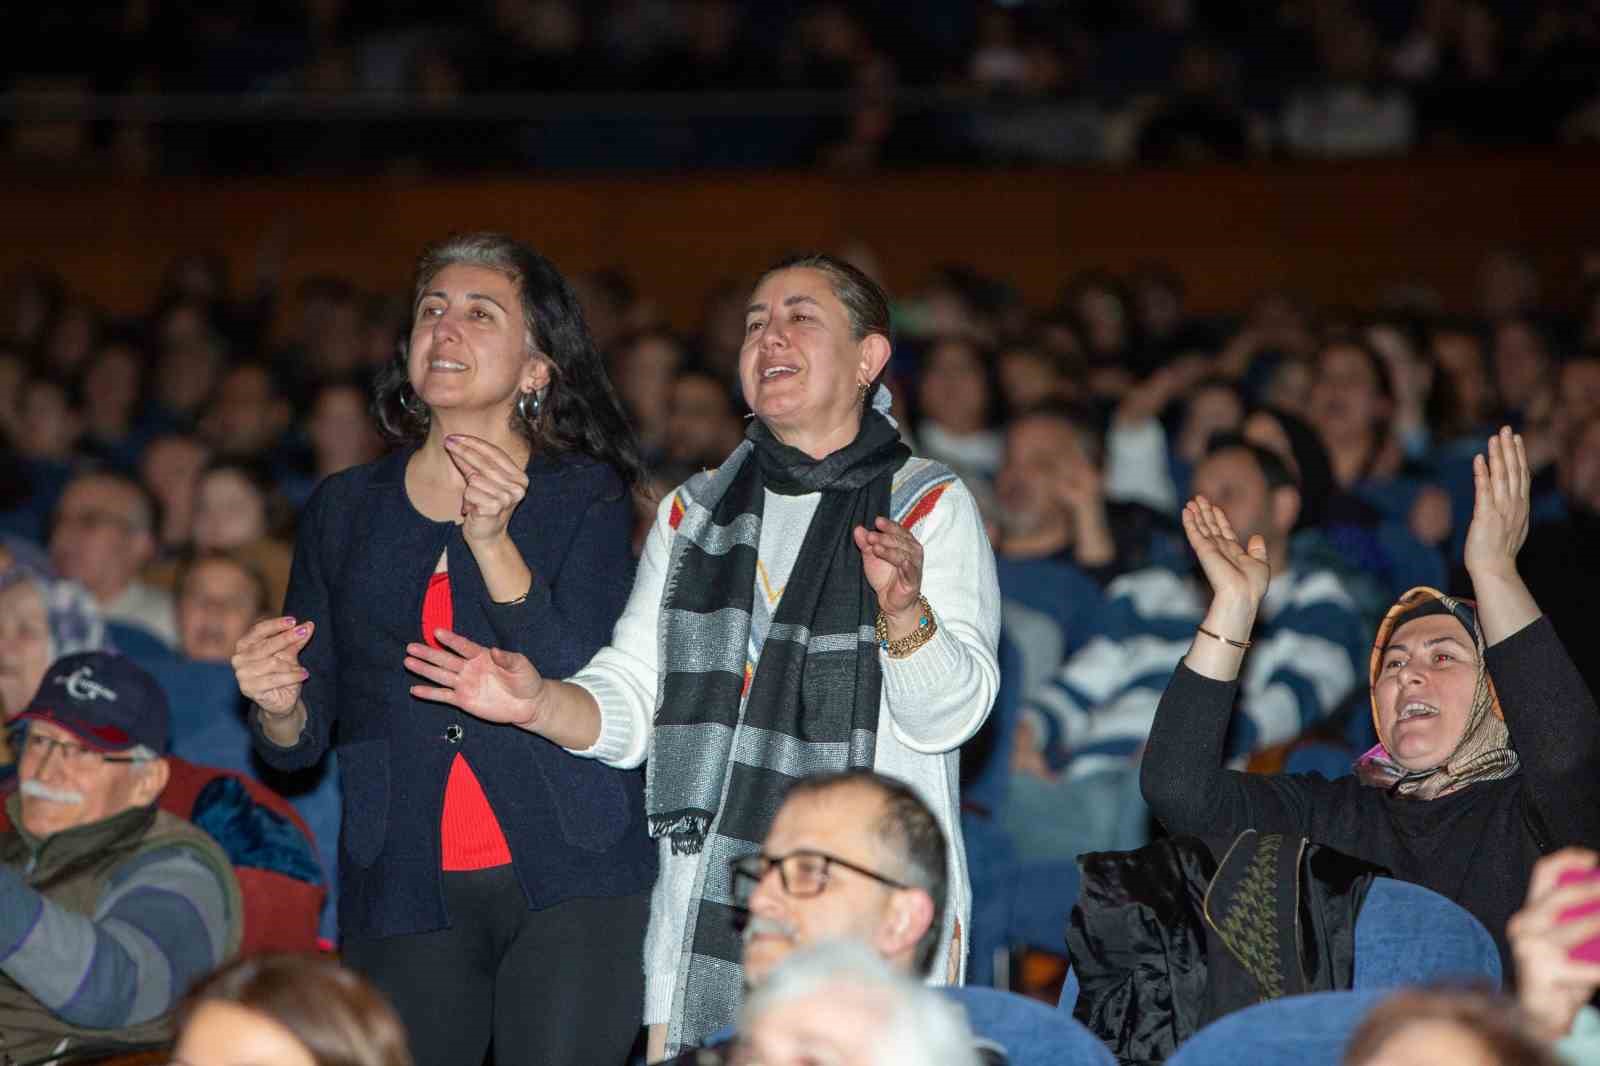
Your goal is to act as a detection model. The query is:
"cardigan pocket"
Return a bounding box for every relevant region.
[338,739,390,869]
[533,753,630,852]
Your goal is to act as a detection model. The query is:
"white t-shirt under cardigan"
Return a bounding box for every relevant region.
[567,458,1002,1026]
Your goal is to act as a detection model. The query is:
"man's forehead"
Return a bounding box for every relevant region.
[768,783,883,848]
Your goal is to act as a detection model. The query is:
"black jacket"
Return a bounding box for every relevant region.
[251,447,657,940]
[1067,831,1381,1065]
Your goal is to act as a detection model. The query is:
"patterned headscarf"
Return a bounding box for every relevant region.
[1355,586,1519,800]
[0,560,107,692]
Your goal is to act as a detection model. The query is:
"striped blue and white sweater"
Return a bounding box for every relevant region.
[1025,563,1367,778]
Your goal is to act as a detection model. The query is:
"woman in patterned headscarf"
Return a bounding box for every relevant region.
[1141,427,1600,972]
[0,553,107,782]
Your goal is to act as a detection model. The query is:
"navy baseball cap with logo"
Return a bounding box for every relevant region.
[16,652,169,754]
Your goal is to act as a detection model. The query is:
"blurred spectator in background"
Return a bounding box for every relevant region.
[1490,316,1557,428]
[175,550,270,665]
[0,560,106,781]
[915,336,1005,490]
[200,362,294,465]
[615,329,688,467]
[996,402,1180,588]
[49,471,176,648]
[190,460,293,612]
[300,377,385,493]
[1520,414,1600,700]
[271,277,368,404]
[151,302,230,432]
[172,954,412,1066]
[7,372,83,542]
[663,364,744,474]
[995,336,1082,414]
[1282,13,1414,158]
[140,433,212,556]
[78,337,151,471]
[1006,437,1365,867]
[1134,40,1252,165]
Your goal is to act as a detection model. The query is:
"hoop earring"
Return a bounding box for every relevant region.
[518,386,547,425]
[401,385,428,419]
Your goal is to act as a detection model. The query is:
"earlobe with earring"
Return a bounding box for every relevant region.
[517,385,548,425]
[858,381,870,406]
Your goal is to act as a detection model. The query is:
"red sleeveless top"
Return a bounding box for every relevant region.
[423,572,513,871]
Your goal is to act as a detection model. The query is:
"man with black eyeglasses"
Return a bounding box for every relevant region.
[0,652,240,1065]
[663,770,1011,1064]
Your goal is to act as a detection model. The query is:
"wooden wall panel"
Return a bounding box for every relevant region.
[5,153,1597,336]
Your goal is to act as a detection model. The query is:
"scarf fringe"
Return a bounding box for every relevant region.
[649,810,712,855]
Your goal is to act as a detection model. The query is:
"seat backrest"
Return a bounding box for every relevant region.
[0,757,325,956]
[943,986,1116,1066]
[1353,877,1501,991]
[1165,989,1391,1066]
[159,757,325,956]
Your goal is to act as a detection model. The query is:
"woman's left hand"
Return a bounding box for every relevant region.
[445,434,530,544]
[854,516,924,625]
[1463,425,1530,579]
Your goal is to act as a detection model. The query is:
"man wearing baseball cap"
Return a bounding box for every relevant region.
[0,651,242,1062]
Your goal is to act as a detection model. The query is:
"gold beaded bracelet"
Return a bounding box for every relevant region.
[876,596,937,658]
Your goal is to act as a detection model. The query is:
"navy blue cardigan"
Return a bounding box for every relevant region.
[251,447,657,940]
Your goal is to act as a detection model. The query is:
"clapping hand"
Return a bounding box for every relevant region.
[1183,495,1271,615]
[405,630,545,728]
[232,617,313,718]
[854,517,924,628]
[444,434,530,544]
[1463,426,1530,581]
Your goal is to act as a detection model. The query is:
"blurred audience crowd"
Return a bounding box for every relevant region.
[10,0,1600,173]
[2,233,1600,1063]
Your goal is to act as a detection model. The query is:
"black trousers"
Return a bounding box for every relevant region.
[343,867,649,1066]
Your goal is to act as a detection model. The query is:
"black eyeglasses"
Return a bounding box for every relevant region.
[729,849,909,907]
[7,726,145,769]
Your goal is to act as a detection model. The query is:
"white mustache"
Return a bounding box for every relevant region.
[742,915,797,944]
[21,781,85,805]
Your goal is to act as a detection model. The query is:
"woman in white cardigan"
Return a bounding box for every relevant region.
[403,253,1001,1058]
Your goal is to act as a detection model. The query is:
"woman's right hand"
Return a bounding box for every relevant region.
[1183,494,1271,617]
[232,616,313,717]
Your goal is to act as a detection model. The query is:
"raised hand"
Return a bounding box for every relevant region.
[444,434,531,544]
[853,516,924,625]
[405,629,545,728]
[232,616,313,717]
[1183,495,1271,614]
[1463,426,1530,580]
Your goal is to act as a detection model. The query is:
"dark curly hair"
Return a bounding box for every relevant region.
[373,233,644,491]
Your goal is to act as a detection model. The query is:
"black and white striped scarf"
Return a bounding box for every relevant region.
[649,409,908,1050]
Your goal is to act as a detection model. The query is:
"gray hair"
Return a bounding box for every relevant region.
[740,940,980,1066]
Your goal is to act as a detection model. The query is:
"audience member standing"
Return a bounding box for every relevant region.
[406,254,1001,1058]
[233,234,654,1066]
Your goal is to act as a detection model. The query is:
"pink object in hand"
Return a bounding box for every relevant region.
[1556,868,1600,964]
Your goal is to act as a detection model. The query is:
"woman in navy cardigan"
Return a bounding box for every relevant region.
[232,234,656,1066]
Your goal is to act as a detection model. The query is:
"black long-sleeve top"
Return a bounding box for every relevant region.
[1141,616,1600,976]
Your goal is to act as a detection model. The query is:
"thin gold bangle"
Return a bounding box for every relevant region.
[1196,624,1251,649]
